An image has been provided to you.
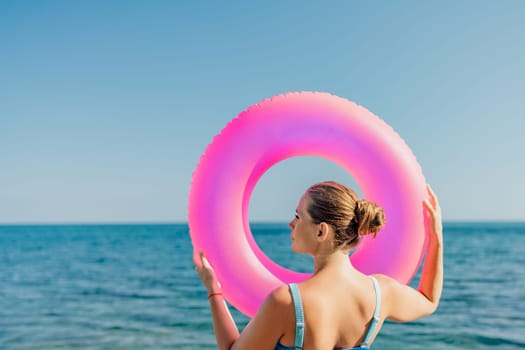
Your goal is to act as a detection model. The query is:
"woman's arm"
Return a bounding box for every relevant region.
[384,184,444,322]
[195,252,287,350]
[195,252,240,350]
[209,295,241,349]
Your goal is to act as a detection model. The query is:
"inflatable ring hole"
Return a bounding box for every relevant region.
[249,156,363,273]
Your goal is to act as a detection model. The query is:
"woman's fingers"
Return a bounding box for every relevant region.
[193,250,202,268]
[194,250,220,292]
[193,250,212,274]
[423,199,435,215]
[426,184,437,208]
[424,185,443,242]
[426,184,442,215]
[200,251,212,269]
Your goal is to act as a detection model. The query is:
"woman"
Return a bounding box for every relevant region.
[195,181,443,350]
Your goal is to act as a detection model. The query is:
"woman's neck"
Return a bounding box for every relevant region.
[312,249,353,274]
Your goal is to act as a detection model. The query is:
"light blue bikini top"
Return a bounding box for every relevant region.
[275,276,381,350]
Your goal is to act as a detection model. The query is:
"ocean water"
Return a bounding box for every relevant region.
[1,223,524,350]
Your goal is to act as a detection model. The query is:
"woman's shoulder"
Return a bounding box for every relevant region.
[370,273,414,315]
[371,273,400,290]
[263,284,294,309]
[256,285,295,327]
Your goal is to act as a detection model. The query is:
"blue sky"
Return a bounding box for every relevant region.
[1,1,524,223]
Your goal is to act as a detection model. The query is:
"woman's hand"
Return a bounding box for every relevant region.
[194,250,222,293]
[423,184,443,245]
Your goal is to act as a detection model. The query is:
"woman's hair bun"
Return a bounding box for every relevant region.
[354,199,386,237]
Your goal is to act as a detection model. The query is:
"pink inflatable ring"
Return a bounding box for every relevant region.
[189,92,428,317]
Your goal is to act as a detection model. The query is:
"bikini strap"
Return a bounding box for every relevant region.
[288,283,305,350]
[361,276,382,346]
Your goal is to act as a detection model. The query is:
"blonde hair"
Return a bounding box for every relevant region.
[306,181,385,247]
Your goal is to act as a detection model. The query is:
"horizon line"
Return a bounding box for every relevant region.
[1,220,525,227]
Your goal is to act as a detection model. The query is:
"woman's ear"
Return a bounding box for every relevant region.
[317,222,331,241]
